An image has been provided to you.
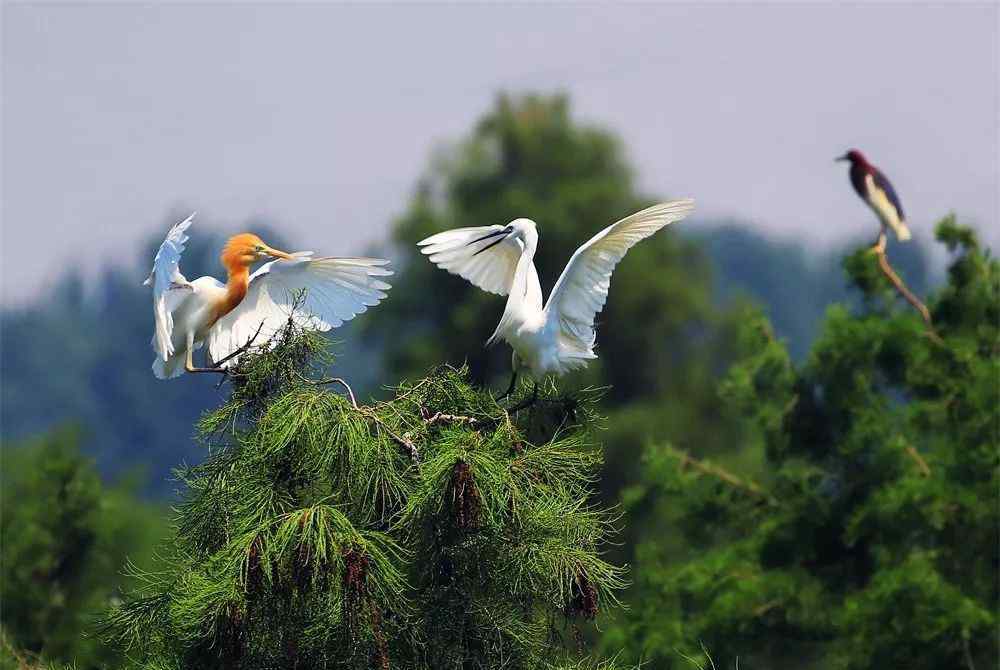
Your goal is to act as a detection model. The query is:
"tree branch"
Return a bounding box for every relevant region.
[353,407,418,462]
[421,409,479,427]
[189,320,268,375]
[872,233,943,344]
[301,375,358,408]
[677,452,776,505]
[905,445,931,477]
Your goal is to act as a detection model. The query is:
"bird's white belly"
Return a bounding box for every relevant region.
[505,316,561,379]
[171,278,227,350]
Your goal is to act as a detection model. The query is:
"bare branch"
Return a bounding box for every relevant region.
[422,409,479,427]
[872,233,943,344]
[905,445,931,477]
[188,320,268,375]
[302,376,358,408]
[677,451,777,505]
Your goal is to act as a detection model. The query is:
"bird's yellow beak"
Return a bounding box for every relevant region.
[264,246,294,260]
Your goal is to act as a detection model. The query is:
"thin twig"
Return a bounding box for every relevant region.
[359,408,419,462]
[189,320,268,375]
[753,599,781,617]
[422,410,479,427]
[678,452,776,505]
[217,321,268,366]
[300,372,418,460]
[302,376,358,408]
[963,635,977,670]
[872,233,943,344]
[904,445,931,477]
[390,378,432,405]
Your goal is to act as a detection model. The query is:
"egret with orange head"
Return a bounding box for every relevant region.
[145,214,393,379]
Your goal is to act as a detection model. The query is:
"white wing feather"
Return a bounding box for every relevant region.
[543,199,695,353]
[208,256,393,365]
[144,213,195,361]
[417,226,524,296]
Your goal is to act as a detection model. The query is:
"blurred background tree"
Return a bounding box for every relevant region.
[1,427,166,669]
[602,218,997,669]
[0,92,968,670]
[0,94,934,499]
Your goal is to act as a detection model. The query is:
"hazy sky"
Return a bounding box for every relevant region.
[2,2,997,304]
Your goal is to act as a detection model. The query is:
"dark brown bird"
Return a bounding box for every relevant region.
[837,149,910,241]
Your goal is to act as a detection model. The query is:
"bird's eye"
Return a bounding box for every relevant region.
[254,245,264,252]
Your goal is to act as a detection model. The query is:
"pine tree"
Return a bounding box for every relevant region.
[103,318,628,669]
[603,217,998,669]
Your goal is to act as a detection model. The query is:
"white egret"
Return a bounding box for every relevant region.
[418,199,695,398]
[145,214,393,379]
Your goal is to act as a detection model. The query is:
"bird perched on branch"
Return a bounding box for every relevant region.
[837,149,910,242]
[418,200,695,398]
[144,214,393,379]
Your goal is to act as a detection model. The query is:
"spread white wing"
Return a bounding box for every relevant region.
[208,256,392,365]
[144,213,195,361]
[543,199,695,353]
[417,225,527,297]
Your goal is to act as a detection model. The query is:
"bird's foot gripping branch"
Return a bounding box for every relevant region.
[101,323,627,670]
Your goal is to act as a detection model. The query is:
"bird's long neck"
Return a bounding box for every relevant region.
[215,265,250,321]
[505,239,542,315]
[487,241,541,347]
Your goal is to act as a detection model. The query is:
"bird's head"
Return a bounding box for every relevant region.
[467,218,538,257]
[836,149,867,165]
[221,233,293,270]
[508,218,538,244]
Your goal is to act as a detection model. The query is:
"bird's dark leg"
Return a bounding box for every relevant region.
[507,382,539,413]
[499,369,518,400]
[497,352,519,400]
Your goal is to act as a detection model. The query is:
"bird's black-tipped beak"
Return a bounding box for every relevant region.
[469,226,513,256]
[835,154,849,162]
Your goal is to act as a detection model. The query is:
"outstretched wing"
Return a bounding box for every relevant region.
[417,225,524,296]
[208,256,393,365]
[144,213,195,361]
[543,199,695,353]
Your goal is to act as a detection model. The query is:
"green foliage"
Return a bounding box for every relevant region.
[104,323,626,669]
[0,428,166,669]
[694,224,934,361]
[604,217,998,669]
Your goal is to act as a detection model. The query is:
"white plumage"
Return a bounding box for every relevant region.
[207,256,392,364]
[418,199,695,382]
[863,173,911,241]
[145,214,393,379]
[144,213,195,361]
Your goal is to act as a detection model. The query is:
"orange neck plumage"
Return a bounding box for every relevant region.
[213,235,259,321]
[212,233,293,323]
[215,265,249,321]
